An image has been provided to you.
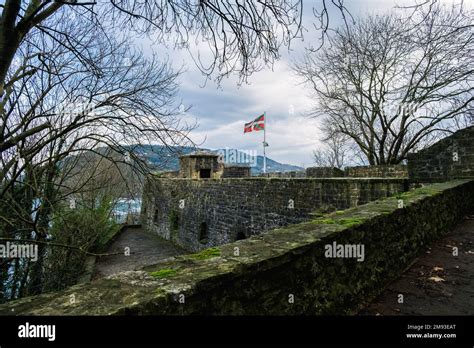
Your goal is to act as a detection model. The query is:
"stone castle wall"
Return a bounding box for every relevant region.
[304,165,407,178]
[222,166,251,178]
[142,177,408,251]
[306,167,345,178]
[145,127,473,252]
[258,171,306,178]
[408,126,474,182]
[345,165,408,178]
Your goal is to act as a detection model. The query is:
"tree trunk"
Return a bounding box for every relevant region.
[26,240,46,295]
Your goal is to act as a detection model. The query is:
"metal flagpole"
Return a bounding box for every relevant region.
[263,111,267,174]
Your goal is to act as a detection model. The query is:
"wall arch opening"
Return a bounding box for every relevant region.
[170,211,179,233]
[235,230,247,241]
[199,222,209,243]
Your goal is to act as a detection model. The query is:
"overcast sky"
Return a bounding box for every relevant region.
[144,0,463,168]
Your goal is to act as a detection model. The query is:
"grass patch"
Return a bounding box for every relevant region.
[149,268,177,279]
[397,187,441,200]
[189,247,221,260]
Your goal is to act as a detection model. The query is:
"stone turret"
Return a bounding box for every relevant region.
[179,151,224,179]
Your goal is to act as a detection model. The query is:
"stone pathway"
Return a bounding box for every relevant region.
[360,215,474,315]
[93,227,186,279]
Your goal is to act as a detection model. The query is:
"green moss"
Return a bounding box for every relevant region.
[312,217,365,228]
[398,187,441,200]
[189,247,221,260]
[338,218,365,227]
[313,219,336,224]
[149,268,177,279]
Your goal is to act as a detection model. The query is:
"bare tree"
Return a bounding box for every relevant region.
[296,2,473,165]
[0,1,357,89]
[313,132,348,169]
[312,124,367,169]
[1,0,298,92]
[0,15,190,298]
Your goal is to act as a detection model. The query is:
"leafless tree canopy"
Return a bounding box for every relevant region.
[312,131,347,169]
[296,2,473,165]
[312,130,366,169]
[0,1,358,88]
[0,0,303,90]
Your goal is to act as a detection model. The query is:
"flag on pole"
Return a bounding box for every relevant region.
[243,112,268,173]
[244,114,265,133]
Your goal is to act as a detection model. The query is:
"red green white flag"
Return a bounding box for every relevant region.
[244,114,265,133]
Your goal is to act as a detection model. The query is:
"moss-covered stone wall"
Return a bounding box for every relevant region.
[142,177,408,251]
[1,180,472,315]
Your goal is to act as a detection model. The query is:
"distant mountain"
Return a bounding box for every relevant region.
[250,154,304,175]
[124,144,304,175]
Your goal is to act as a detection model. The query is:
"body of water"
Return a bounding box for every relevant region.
[112,198,142,224]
